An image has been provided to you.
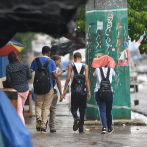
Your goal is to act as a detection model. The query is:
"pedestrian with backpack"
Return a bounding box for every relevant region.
[30,46,66,133]
[63,52,91,133]
[49,55,64,133]
[92,64,115,134]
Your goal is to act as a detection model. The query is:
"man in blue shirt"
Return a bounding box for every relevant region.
[30,46,66,133]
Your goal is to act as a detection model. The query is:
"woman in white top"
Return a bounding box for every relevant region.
[49,55,63,133]
[93,65,115,134]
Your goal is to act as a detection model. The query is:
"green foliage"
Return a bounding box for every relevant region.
[128,0,147,54]
[12,33,36,51]
[76,1,147,54]
[75,6,85,33]
[12,32,37,62]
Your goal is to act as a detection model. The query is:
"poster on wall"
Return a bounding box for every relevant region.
[118,41,129,65]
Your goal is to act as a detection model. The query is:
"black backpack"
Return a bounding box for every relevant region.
[98,67,112,101]
[71,63,86,96]
[33,57,51,95]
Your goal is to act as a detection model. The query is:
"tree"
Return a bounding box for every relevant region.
[12,32,36,62]
[76,1,147,54]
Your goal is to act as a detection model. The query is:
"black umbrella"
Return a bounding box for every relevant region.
[0,0,88,48]
[51,40,83,56]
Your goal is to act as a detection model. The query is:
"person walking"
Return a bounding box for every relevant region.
[63,52,91,133]
[6,51,32,125]
[49,55,63,133]
[30,46,66,133]
[92,65,115,134]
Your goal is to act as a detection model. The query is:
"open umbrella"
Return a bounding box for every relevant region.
[0,40,25,57]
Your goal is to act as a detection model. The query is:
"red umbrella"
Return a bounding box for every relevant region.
[0,40,25,57]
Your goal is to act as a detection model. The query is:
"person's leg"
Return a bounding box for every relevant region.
[17,91,29,125]
[95,92,107,128]
[79,94,87,133]
[106,94,114,130]
[41,88,54,131]
[71,93,79,120]
[49,93,58,131]
[35,93,43,120]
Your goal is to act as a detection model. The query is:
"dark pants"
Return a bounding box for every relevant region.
[95,91,113,129]
[71,93,87,132]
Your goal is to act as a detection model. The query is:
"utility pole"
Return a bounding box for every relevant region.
[86,0,130,119]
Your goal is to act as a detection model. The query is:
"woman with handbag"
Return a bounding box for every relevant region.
[6,51,32,125]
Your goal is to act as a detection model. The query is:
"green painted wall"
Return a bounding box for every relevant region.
[86,6,131,119]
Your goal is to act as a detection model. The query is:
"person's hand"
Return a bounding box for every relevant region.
[87,92,91,101]
[59,94,63,102]
[62,69,67,73]
[63,90,66,99]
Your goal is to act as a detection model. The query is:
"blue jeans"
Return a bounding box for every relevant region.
[71,93,87,132]
[95,91,113,129]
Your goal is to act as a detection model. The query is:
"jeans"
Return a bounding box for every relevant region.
[71,93,87,132]
[95,91,113,129]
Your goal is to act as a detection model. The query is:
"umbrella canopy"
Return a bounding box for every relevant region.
[51,40,80,56]
[0,0,88,48]
[0,40,25,57]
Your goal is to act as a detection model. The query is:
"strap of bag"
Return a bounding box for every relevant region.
[44,58,51,68]
[80,65,85,75]
[72,65,78,75]
[99,68,105,80]
[36,58,42,69]
[106,67,110,79]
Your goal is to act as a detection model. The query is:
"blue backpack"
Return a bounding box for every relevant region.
[71,63,86,96]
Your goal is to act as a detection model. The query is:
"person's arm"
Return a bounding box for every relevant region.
[63,64,72,98]
[6,69,11,84]
[52,69,67,79]
[85,65,91,101]
[92,68,97,78]
[26,64,32,80]
[112,69,115,76]
[51,60,67,79]
[30,59,35,73]
[56,68,63,102]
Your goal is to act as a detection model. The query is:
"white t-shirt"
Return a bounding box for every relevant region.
[54,67,58,91]
[93,67,115,92]
[70,63,85,83]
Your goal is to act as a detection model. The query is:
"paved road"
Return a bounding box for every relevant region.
[25,115,147,147]
[25,78,147,147]
[131,82,147,116]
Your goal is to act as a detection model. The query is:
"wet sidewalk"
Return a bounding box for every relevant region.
[25,93,147,147]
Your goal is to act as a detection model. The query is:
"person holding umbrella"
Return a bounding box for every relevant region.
[6,51,32,125]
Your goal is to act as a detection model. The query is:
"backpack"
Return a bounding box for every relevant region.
[33,57,51,94]
[71,63,86,96]
[98,67,112,101]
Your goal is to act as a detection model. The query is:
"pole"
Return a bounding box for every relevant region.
[86,0,131,119]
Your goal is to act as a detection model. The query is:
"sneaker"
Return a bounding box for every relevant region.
[50,129,56,133]
[101,128,106,134]
[108,128,114,134]
[36,118,42,132]
[41,128,47,134]
[41,120,48,134]
[73,118,81,131]
[79,131,84,134]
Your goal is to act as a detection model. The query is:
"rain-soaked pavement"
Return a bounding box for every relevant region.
[25,115,147,147]
[25,91,147,147]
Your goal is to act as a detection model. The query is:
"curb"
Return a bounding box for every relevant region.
[84,119,146,126]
